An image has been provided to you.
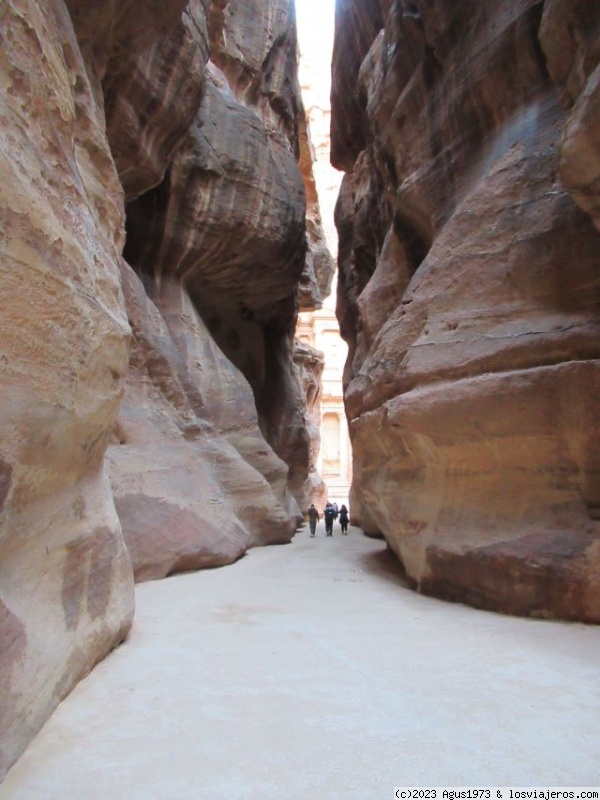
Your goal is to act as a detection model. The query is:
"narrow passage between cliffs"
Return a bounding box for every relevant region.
[2,522,599,798]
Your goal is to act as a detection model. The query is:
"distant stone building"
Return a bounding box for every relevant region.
[295,0,351,510]
[297,295,352,508]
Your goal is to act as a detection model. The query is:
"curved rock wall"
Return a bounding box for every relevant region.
[0,0,140,777]
[293,339,327,509]
[332,0,600,622]
[0,0,325,778]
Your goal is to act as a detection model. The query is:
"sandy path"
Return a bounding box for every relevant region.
[2,522,600,798]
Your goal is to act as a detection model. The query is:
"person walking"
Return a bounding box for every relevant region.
[307,504,319,537]
[323,502,336,536]
[339,504,349,534]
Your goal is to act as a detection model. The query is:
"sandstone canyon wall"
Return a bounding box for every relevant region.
[332,0,600,621]
[295,93,335,508]
[294,339,327,507]
[0,0,328,778]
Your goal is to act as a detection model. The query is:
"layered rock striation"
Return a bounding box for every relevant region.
[114,0,313,577]
[0,0,328,778]
[0,0,138,777]
[332,0,600,621]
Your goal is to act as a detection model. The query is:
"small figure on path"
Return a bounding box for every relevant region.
[323,502,336,536]
[307,504,320,537]
[339,504,349,534]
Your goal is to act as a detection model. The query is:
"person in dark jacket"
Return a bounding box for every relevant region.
[307,504,320,537]
[323,502,336,536]
[339,504,349,534]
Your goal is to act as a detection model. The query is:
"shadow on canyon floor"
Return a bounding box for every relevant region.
[356,537,411,590]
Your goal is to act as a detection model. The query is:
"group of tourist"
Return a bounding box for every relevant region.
[306,502,349,537]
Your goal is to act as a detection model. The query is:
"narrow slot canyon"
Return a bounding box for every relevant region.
[2,525,599,796]
[1,0,600,795]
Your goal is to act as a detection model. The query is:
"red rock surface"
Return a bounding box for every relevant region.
[298,114,335,310]
[0,0,138,777]
[108,263,300,581]
[293,340,327,509]
[117,1,315,553]
[540,0,600,233]
[0,0,325,778]
[103,1,211,200]
[332,0,600,622]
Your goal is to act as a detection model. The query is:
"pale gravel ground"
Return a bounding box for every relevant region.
[2,522,600,799]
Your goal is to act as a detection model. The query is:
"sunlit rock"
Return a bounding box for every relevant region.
[298,115,335,310]
[293,340,327,509]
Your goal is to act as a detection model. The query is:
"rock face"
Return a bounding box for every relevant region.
[540,0,600,233]
[0,0,323,779]
[293,339,327,509]
[112,0,329,575]
[295,131,332,510]
[332,0,600,621]
[298,114,335,310]
[0,0,137,778]
[297,0,342,286]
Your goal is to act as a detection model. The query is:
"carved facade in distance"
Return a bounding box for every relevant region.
[297,295,352,508]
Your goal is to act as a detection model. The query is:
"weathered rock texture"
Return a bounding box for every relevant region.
[113,0,330,575]
[1,0,321,779]
[295,97,335,511]
[293,339,327,509]
[295,4,350,511]
[298,115,335,309]
[0,0,139,778]
[297,1,341,297]
[332,0,600,622]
